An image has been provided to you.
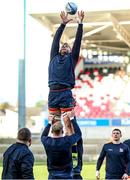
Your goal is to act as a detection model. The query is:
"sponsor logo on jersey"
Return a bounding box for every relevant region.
[119,148,123,152]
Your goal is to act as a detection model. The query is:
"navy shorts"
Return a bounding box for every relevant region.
[48,89,76,112]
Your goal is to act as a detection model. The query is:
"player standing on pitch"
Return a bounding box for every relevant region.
[41,111,82,179]
[96,129,130,179]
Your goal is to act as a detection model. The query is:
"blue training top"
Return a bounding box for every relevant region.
[96,142,130,179]
[41,118,81,176]
[48,23,83,88]
[2,142,34,179]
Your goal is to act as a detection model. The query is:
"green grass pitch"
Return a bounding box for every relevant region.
[0,163,105,179]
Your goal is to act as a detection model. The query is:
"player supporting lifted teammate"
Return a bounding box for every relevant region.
[48,10,84,179]
[41,111,82,179]
[64,111,83,179]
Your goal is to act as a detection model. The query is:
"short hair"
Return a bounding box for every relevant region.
[52,121,63,134]
[17,128,31,142]
[112,128,122,134]
[60,43,71,50]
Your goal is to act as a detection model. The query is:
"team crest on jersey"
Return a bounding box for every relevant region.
[119,148,123,152]
[108,149,113,151]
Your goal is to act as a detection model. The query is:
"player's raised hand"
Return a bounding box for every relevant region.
[48,114,55,124]
[122,173,128,180]
[60,11,73,24]
[62,111,74,135]
[66,109,75,120]
[62,112,69,124]
[76,10,84,23]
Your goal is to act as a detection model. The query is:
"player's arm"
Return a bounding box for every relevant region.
[71,11,84,68]
[50,11,72,60]
[76,138,83,170]
[125,146,130,178]
[41,114,54,142]
[63,112,82,145]
[21,152,34,179]
[96,145,106,179]
[63,111,74,136]
[69,117,82,144]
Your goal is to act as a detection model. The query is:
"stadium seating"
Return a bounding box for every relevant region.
[73,67,130,118]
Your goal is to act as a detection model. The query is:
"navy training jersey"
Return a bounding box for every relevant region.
[48,23,83,88]
[96,142,130,179]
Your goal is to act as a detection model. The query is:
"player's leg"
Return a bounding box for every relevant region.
[48,91,61,124]
[60,89,76,135]
[48,108,61,124]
